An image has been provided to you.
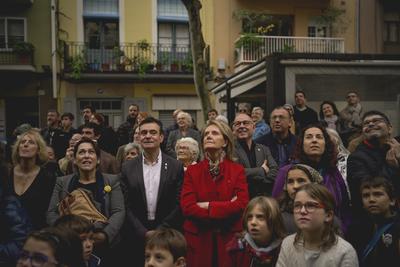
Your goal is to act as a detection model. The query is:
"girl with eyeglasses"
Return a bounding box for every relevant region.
[276,184,358,267]
[16,227,86,267]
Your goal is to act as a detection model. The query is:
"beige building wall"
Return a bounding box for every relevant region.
[359,0,384,53]
[210,0,357,74]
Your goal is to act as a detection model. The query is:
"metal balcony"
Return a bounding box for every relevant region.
[234,35,345,67]
[0,49,35,71]
[63,42,195,76]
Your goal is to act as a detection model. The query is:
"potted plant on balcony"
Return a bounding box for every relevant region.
[70,54,86,79]
[13,41,35,64]
[181,54,193,73]
[112,46,125,71]
[137,39,150,51]
[170,60,179,72]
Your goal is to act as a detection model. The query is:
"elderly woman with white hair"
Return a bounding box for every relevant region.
[175,137,200,171]
[166,111,201,158]
[123,142,142,162]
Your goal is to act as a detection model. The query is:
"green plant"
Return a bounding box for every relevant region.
[70,54,86,79]
[235,32,263,49]
[137,56,152,77]
[13,42,35,55]
[137,39,150,50]
[182,54,193,72]
[313,6,348,35]
[281,43,295,53]
[112,46,124,59]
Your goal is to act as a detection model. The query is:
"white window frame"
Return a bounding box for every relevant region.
[0,17,27,51]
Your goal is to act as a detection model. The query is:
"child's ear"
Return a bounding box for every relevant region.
[325,210,334,223]
[175,257,186,267]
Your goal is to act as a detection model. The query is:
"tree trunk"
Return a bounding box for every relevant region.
[182,0,211,123]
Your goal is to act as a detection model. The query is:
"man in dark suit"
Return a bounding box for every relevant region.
[233,113,278,197]
[120,117,184,265]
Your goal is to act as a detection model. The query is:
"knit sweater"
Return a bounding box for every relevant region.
[276,234,358,267]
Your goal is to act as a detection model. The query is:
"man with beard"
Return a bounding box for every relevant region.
[117,104,139,146]
[41,109,61,151]
[233,113,278,197]
[347,110,400,222]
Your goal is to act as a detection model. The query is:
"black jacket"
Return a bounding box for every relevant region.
[347,140,400,219]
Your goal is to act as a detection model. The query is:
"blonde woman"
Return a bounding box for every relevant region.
[10,129,55,229]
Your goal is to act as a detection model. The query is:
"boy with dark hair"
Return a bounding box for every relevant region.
[54,214,101,267]
[145,228,187,267]
[348,176,400,267]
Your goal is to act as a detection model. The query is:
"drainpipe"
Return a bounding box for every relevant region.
[51,0,57,99]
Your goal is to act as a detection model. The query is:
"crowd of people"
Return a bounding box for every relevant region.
[1,90,400,267]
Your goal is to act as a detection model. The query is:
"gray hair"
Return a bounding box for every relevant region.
[124,142,142,155]
[177,112,192,127]
[215,114,229,125]
[175,137,199,162]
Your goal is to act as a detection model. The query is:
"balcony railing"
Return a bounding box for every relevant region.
[0,50,34,66]
[234,35,345,66]
[63,42,194,75]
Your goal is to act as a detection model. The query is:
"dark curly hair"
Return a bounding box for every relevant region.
[293,123,338,169]
[319,101,340,120]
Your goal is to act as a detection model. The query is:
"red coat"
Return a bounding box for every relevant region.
[181,159,249,267]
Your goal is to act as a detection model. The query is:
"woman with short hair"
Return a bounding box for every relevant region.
[175,137,199,171]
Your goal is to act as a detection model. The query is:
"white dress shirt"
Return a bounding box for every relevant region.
[142,152,162,220]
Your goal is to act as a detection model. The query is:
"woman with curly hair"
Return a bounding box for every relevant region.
[272,123,351,233]
[319,100,345,133]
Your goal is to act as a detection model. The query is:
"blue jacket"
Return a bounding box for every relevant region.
[252,120,271,140]
[0,189,32,266]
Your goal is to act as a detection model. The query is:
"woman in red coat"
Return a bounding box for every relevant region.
[181,120,249,267]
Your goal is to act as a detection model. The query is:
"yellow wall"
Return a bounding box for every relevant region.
[28,0,52,69]
[59,0,78,41]
[124,0,153,43]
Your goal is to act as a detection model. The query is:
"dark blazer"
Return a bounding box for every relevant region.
[120,152,184,239]
[46,173,125,246]
[234,141,278,197]
[254,132,297,167]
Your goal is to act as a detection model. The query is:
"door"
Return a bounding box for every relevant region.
[84,19,119,71]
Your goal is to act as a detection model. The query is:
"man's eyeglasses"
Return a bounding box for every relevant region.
[362,117,386,128]
[17,250,58,267]
[293,201,325,213]
[233,120,252,127]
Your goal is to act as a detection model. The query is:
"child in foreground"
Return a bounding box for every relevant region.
[348,177,400,267]
[145,228,187,267]
[54,214,101,267]
[226,196,286,266]
[277,183,358,267]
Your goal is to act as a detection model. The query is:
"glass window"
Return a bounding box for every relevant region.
[83,0,119,17]
[0,18,25,49]
[158,0,188,20]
